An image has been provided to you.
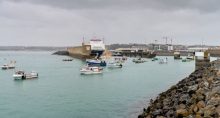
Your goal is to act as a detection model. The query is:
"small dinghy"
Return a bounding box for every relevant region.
[62,59,73,61]
[80,66,103,75]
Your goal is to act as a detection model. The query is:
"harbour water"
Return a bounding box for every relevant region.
[0,51,196,118]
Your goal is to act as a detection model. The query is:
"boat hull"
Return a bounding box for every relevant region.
[86,60,107,67]
[13,75,25,80]
[80,71,102,75]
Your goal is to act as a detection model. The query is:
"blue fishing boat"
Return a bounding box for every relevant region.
[86,59,107,67]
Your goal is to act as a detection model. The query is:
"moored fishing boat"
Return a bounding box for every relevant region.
[1,64,8,70]
[107,61,123,68]
[26,71,39,79]
[114,56,127,63]
[13,71,26,80]
[86,59,106,67]
[132,58,147,63]
[151,57,159,61]
[80,66,103,75]
[1,61,16,70]
[174,52,182,59]
[186,53,194,60]
[13,70,38,80]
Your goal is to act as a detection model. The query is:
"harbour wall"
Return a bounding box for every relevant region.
[208,49,220,57]
[67,45,91,59]
[155,51,190,56]
[156,50,220,57]
[138,60,220,118]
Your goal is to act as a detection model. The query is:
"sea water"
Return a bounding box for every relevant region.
[0,51,197,118]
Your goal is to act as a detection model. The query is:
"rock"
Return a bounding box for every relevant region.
[165,110,175,118]
[197,108,205,117]
[207,96,220,106]
[203,81,209,88]
[209,86,220,98]
[156,116,166,118]
[187,115,194,118]
[204,105,216,117]
[195,114,202,118]
[217,71,220,76]
[162,98,170,106]
[193,105,199,113]
[188,85,198,92]
[179,94,189,104]
[176,109,189,117]
[207,77,214,83]
[196,93,205,101]
[196,88,205,95]
[138,114,150,118]
[178,104,186,109]
[155,103,163,109]
[152,109,163,116]
[197,101,206,109]
[215,105,220,116]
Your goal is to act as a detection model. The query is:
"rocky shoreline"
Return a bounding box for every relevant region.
[138,60,220,118]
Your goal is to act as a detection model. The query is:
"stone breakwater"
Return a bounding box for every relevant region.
[138,60,220,118]
[52,50,69,56]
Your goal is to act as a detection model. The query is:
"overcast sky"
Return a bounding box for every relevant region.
[0,0,220,46]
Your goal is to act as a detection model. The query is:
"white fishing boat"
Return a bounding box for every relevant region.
[186,54,194,60]
[80,66,103,75]
[1,61,16,70]
[13,71,25,80]
[8,63,15,69]
[159,58,168,64]
[26,71,39,79]
[107,62,123,68]
[1,64,8,70]
[114,56,127,63]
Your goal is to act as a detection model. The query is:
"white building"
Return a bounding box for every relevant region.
[167,45,173,51]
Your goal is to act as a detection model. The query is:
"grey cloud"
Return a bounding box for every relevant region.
[0,0,220,46]
[5,0,220,13]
